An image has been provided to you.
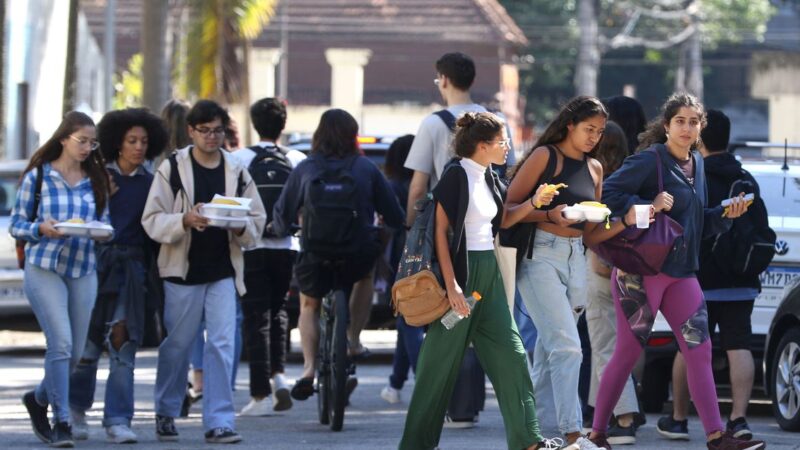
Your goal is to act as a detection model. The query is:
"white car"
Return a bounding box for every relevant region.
[640,157,800,412]
[0,160,29,317]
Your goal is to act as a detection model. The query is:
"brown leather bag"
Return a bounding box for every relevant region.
[391,270,448,327]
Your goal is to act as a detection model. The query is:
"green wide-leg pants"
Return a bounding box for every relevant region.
[399,251,544,450]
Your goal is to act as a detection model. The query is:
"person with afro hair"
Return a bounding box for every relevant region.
[69,108,167,444]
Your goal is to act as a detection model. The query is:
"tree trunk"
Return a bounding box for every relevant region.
[141,0,170,113]
[63,0,79,115]
[675,42,687,92]
[686,27,703,100]
[574,0,600,96]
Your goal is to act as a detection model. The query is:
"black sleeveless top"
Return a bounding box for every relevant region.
[542,150,596,229]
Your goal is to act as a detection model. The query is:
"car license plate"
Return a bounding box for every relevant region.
[757,266,800,306]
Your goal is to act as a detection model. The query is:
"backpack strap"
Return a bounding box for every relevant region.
[167,153,183,197]
[434,109,457,132]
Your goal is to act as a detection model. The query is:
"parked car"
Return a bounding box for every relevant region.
[0,160,29,318]
[640,154,800,412]
[763,277,800,431]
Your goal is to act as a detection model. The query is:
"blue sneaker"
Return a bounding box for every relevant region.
[726,417,753,440]
[657,415,689,440]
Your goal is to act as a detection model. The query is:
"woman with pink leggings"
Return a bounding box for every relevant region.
[587,93,765,450]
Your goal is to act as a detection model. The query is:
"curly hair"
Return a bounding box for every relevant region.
[510,96,607,180]
[453,112,505,158]
[97,108,168,162]
[24,111,109,214]
[638,92,706,151]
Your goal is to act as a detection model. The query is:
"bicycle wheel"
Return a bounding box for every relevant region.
[316,295,332,425]
[329,289,349,431]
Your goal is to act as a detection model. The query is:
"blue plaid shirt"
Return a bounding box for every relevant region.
[10,163,110,278]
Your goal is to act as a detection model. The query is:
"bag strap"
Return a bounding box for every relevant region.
[168,153,183,196]
[651,148,665,192]
[434,109,457,132]
[30,165,43,222]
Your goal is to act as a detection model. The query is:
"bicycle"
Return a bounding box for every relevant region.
[316,269,353,431]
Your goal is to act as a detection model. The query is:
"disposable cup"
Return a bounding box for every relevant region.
[634,205,651,229]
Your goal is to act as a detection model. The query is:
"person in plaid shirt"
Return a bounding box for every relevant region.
[11,111,111,448]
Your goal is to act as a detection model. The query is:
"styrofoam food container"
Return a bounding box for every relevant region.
[55,221,114,238]
[562,206,585,221]
[561,204,611,223]
[201,195,251,218]
[204,214,248,229]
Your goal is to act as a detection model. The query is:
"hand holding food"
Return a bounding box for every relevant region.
[722,192,751,219]
[40,218,65,238]
[534,183,567,208]
[547,204,580,227]
[183,203,210,231]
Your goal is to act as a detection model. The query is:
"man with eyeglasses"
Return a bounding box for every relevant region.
[141,99,266,444]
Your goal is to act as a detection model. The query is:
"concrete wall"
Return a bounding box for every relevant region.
[751,51,800,155]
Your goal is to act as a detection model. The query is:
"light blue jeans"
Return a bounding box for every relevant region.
[517,229,586,435]
[155,278,237,431]
[190,298,243,390]
[24,264,97,424]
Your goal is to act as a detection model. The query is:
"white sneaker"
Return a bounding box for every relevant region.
[239,397,272,417]
[537,437,564,449]
[106,424,137,444]
[271,374,293,411]
[71,409,89,440]
[380,385,401,404]
[571,436,601,450]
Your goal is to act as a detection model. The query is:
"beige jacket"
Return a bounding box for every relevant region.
[141,146,266,295]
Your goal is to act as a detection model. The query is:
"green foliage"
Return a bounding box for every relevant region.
[114,53,143,109]
[701,0,775,47]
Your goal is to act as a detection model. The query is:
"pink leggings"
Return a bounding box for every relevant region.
[592,271,724,436]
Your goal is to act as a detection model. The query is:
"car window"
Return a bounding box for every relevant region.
[0,175,18,216]
[751,172,800,227]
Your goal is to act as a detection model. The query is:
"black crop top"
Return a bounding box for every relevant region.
[542,151,596,229]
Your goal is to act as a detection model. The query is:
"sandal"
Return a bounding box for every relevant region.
[290,377,314,401]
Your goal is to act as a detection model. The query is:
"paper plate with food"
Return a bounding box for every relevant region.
[200,195,252,218]
[55,219,114,238]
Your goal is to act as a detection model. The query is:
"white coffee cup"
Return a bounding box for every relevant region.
[634,204,651,229]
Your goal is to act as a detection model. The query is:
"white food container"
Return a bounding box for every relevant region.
[55,221,114,238]
[200,195,252,218]
[561,204,611,223]
[204,215,248,229]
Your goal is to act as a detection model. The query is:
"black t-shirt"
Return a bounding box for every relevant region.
[167,150,234,285]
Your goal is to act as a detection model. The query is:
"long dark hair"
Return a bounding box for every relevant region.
[311,109,359,158]
[24,111,109,213]
[638,92,706,151]
[510,96,607,179]
[589,121,627,178]
[161,99,191,151]
[385,134,415,181]
[602,95,646,156]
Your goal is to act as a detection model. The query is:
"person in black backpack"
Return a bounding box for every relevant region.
[272,108,404,401]
[660,109,774,442]
[229,98,307,416]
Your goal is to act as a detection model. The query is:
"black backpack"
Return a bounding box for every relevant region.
[301,156,361,256]
[711,170,776,277]
[247,145,293,237]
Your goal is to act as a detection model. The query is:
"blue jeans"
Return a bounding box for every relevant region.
[512,288,537,352]
[517,229,586,435]
[190,299,243,390]
[155,278,237,431]
[389,316,424,390]
[24,264,97,424]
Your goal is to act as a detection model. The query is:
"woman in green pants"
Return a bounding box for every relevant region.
[399,112,559,450]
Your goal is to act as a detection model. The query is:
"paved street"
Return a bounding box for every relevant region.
[0,331,798,449]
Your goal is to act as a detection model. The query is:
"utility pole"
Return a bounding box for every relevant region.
[103,0,116,112]
[141,0,170,113]
[63,0,79,115]
[278,0,288,100]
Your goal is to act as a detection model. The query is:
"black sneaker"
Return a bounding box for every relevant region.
[290,377,314,401]
[727,417,753,440]
[707,430,765,450]
[657,415,689,440]
[632,412,647,430]
[204,427,242,444]
[50,422,74,448]
[22,390,51,444]
[155,415,179,442]
[607,423,636,445]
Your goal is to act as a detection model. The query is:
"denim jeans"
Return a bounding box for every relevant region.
[517,229,586,435]
[190,299,243,390]
[24,264,97,424]
[389,316,424,390]
[155,278,237,431]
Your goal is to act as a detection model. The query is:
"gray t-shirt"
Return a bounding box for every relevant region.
[404,103,488,187]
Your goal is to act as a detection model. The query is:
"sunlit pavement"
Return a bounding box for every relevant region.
[1,330,798,449]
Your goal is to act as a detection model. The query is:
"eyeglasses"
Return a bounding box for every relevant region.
[69,135,100,151]
[193,126,226,136]
[488,139,511,149]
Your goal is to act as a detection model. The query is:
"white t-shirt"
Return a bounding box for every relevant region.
[460,158,496,251]
[230,141,307,251]
[404,103,488,187]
